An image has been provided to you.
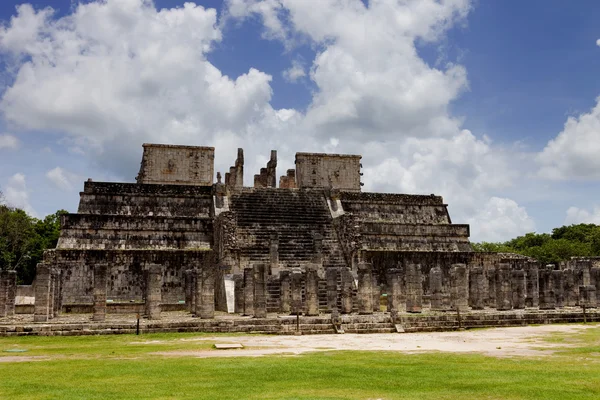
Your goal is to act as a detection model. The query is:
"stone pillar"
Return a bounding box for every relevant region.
[269,234,279,275]
[552,269,564,308]
[495,263,512,311]
[279,271,291,313]
[52,269,62,318]
[233,274,244,314]
[326,268,338,313]
[34,264,51,322]
[145,264,162,320]
[357,262,373,314]
[450,264,469,312]
[48,269,55,319]
[92,264,108,322]
[387,268,402,313]
[469,266,485,310]
[539,267,555,309]
[406,264,423,313]
[340,268,354,314]
[372,275,380,312]
[591,267,600,306]
[197,268,215,319]
[511,269,526,309]
[525,262,539,308]
[4,270,17,317]
[243,267,254,316]
[487,267,497,308]
[305,266,319,316]
[579,285,597,308]
[563,269,577,306]
[0,270,8,318]
[429,266,443,311]
[290,271,303,315]
[253,264,267,318]
[184,269,194,313]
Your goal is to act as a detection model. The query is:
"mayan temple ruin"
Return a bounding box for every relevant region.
[1,143,599,335]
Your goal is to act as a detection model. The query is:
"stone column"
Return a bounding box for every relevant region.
[233,274,244,314]
[253,264,267,318]
[372,275,380,312]
[357,262,373,314]
[511,269,526,309]
[340,268,354,314]
[184,269,194,313]
[387,268,402,313]
[406,264,423,313]
[525,262,539,308]
[326,268,338,313]
[579,285,597,308]
[5,270,17,317]
[145,264,162,320]
[290,271,303,315]
[305,265,319,316]
[48,269,55,319]
[495,263,512,311]
[429,266,443,311]
[591,267,600,306]
[487,267,497,308]
[0,270,8,318]
[52,269,62,318]
[539,267,555,309]
[34,263,51,322]
[92,264,108,322]
[564,269,578,306]
[450,264,469,312]
[279,271,291,313]
[469,266,485,310]
[197,268,215,319]
[552,269,564,308]
[243,267,254,316]
[269,234,279,275]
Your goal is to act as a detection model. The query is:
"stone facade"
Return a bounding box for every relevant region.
[12,143,594,328]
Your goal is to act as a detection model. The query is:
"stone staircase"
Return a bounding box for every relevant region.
[230,189,348,269]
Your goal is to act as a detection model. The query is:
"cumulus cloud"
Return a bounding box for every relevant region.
[282,59,305,82]
[537,98,600,180]
[596,38,600,47]
[0,133,19,149]
[0,0,530,241]
[565,206,600,225]
[46,166,80,191]
[467,197,536,243]
[4,173,37,216]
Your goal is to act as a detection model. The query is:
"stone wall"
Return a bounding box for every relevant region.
[295,153,361,191]
[136,144,214,186]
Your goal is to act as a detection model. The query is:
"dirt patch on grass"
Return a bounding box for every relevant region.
[153,324,599,359]
[0,356,49,363]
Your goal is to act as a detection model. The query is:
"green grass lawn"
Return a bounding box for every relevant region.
[1,326,599,400]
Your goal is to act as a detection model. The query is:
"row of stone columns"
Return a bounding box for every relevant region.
[0,270,17,318]
[184,267,217,319]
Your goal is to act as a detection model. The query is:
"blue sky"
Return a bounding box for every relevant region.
[0,0,599,242]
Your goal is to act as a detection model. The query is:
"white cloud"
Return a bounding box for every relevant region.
[596,38,600,47]
[4,173,37,216]
[0,133,19,149]
[565,206,600,225]
[467,197,536,243]
[537,98,600,180]
[0,0,529,242]
[282,59,305,82]
[46,166,80,191]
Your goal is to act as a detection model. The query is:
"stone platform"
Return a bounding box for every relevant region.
[1,308,598,337]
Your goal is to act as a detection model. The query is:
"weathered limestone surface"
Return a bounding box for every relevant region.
[243,268,254,316]
[93,264,108,322]
[34,264,51,322]
[525,262,539,308]
[553,270,565,308]
[579,285,597,308]
[357,262,373,314]
[326,268,338,313]
[253,264,267,318]
[429,266,443,311]
[511,269,526,310]
[295,153,362,192]
[495,264,512,311]
[340,268,354,314]
[386,268,402,313]
[145,264,162,320]
[233,274,244,314]
[450,264,469,312]
[279,271,291,314]
[539,267,556,310]
[405,264,423,313]
[291,272,303,315]
[305,266,319,316]
[0,271,7,318]
[469,266,485,310]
